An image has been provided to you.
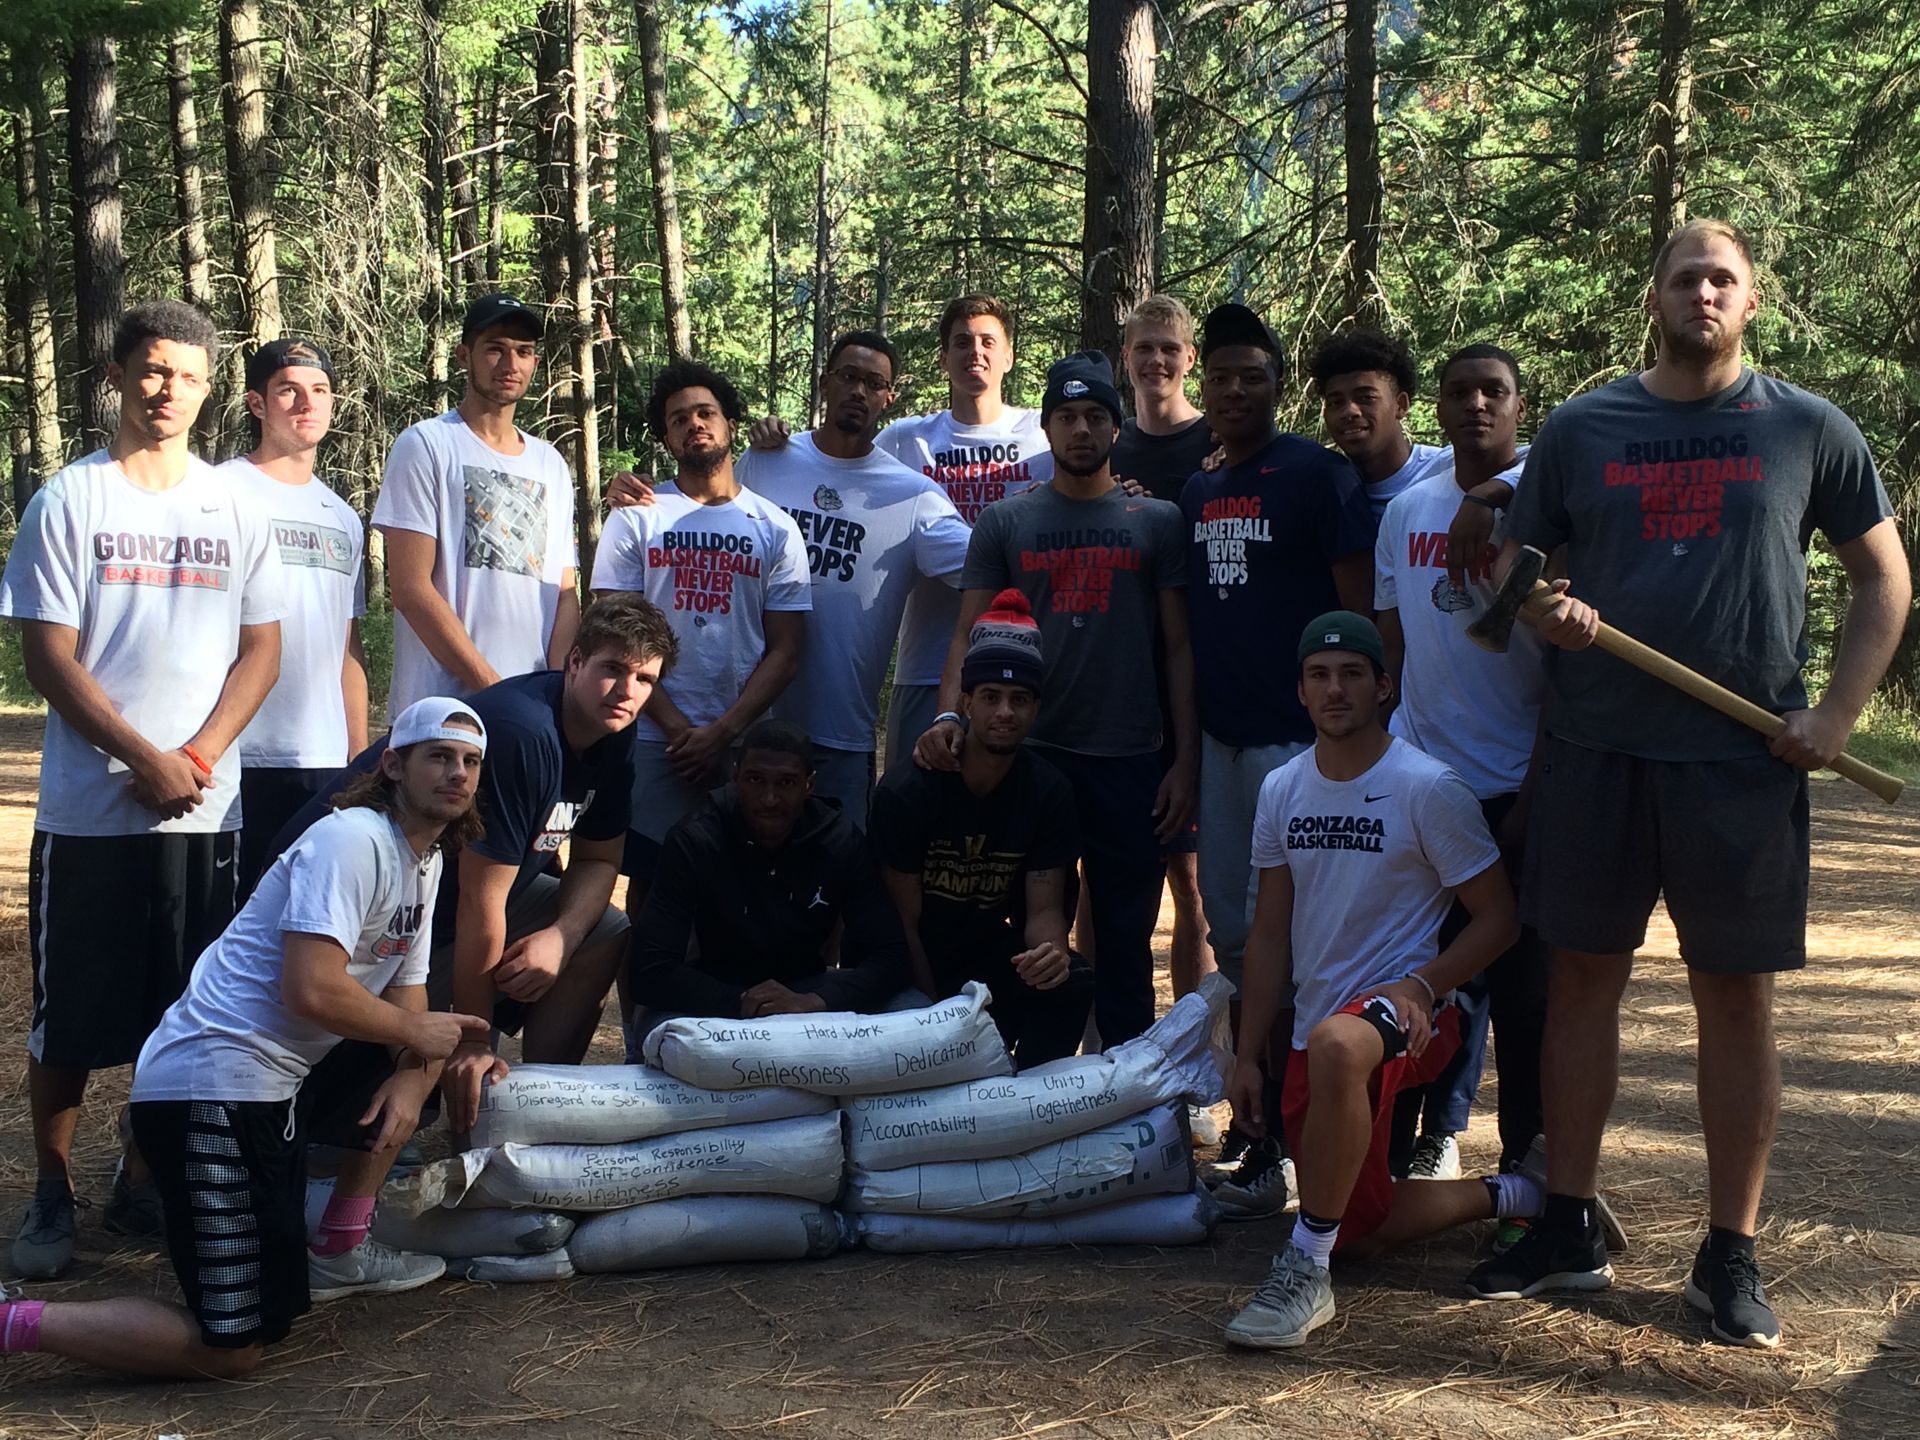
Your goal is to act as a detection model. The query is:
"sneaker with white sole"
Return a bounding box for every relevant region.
[1406,1133,1460,1180]
[12,1182,78,1281]
[1201,1130,1250,1188]
[308,1239,446,1302]
[1224,1243,1336,1348]
[1465,1213,1612,1299]
[1515,1135,1629,1254]
[1214,1137,1295,1221]
[1684,1242,1781,1349]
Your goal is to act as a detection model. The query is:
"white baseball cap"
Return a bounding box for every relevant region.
[390,696,488,756]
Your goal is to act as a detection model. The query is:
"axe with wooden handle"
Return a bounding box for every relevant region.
[1467,545,1905,804]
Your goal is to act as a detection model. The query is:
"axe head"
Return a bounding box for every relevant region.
[1467,545,1549,653]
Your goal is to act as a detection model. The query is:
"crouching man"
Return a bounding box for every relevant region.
[1222,614,1531,1350]
[871,589,1091,1066]
[630,720,909,1022]
[0,700,493,1378]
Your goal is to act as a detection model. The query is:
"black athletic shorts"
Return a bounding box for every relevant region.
[27,830,239,1069]
[131,1098,311,1349]
[1521,736,1809,974]
[239,767,337,899]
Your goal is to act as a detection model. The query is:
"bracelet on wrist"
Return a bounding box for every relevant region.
[1462,492,1502,512]
[1407,972,1438,1007]
[933,711,964,728]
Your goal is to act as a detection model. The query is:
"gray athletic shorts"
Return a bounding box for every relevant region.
[1521,736,1809,974]
[426,869,630,1023]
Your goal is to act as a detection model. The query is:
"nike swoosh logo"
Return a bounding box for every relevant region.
[1125,503,1146,512]
[1259,465,1281,475]
[215,855,233,869]
[1364,793,1392,803]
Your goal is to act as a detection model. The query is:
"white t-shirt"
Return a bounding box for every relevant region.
[134,806,440,1103]
[738,434,973,751]
[1375,454,1543,798]
[221,459,368,768]
[1250,738,1499,1050]
[373,410,577,716]
[878,408,1053,684]
[1365,440,1446,519]
[0,449,288,836]
[589,484,811,742]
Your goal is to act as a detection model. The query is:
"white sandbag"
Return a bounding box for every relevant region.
[469,1063,833,1148]
[456,1250,577,1283]
[569,1195,842,1274]
[641,982,1010,1095]
[845,975,1231,1169]
[383,1113,845,1214]
[845,1104,1190,1217]
[849,1185,1220,1253]
[372,1206,575,1258]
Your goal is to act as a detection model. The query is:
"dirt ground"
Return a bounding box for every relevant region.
[0,710,1913,1439]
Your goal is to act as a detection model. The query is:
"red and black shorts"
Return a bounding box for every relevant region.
[1280,998,1462,1252]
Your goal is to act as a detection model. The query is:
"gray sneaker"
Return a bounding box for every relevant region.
[1224,1243,1336,1348]
[309,1239,446,1302]
[102,1167,165,1238]
[1516,1135,1628,1254]
[13,1182,77,1280]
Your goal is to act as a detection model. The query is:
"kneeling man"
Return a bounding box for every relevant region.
[1222,613,1531,1349]
[630,720,908,1020]
[871,589,1090,1066]
[0,700,492,1378]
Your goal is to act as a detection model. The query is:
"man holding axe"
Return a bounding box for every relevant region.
[1464,219,1911,1349]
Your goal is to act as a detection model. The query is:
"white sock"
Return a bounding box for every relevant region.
[1290,1214,1339,1269]
[1485,1172,1545,1220]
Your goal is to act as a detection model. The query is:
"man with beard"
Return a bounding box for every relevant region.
[916,352,1195,1048]
[1467,219,1910,1349]
[605,333,974,824]
[221,339,371,893]
[374,294,579,717]
[2,300,286,1274]
[1310,329,1445,519]
[1220,613,1525,1350]
[1180,304,1374,1217]
[591,362,810,891]
[872,590,1090,1066]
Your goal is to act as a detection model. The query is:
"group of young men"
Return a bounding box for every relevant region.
[0,216,1908,1378]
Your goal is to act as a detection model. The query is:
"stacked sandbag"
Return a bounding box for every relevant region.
[469,1064,833,1147]
[642,982,1011,1094]
[570,1195,841,1273]
[836,976,1233,1251]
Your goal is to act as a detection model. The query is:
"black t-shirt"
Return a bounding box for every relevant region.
[1112,416,1215,503]
[869,750,1079,966]
[274,670,635,929]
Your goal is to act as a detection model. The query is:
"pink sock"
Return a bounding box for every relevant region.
[0,1300,46,1353]
[310,1193,377,1257]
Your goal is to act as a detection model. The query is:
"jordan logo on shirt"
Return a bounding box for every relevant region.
[1287,814,1386,852]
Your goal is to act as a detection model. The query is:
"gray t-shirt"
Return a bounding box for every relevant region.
[960,483,1186,756]
[1508,369,1891,761]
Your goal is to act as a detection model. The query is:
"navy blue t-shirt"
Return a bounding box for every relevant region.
[273,670,634,930]
[1180,433,1375,746]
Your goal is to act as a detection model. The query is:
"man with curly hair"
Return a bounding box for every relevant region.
[1309,328,1445,518]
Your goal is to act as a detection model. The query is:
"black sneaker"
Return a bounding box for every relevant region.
[1684,1243,1780,1348]
[1213,1136,1295,1221]
[1201,1129,1251,1188]
[1466,1215,1612,1299]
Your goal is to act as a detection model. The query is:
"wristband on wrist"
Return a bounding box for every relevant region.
[1407,972,1438,1008]
[933,711,964,728]
[1462,492,1502,511]
[181,743,213,777]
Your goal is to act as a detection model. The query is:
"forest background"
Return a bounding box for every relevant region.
[2,0,1917,767]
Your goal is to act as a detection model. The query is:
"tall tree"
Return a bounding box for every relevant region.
[1342,0,1384,324]
[1649,0,1696,254]
[421,0,452,410]
[9,61,62,478]
[807,0,835,422]
[534,1,573,437]
[1080,0,1155,364]
[165,30,216,450]
[635,0,692,360]
[69,32,125,449]
[219,0,284,345]
[566,0,601,574]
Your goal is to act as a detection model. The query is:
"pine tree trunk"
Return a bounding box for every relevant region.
[534,2,573,441]
[808,0,835,424]
[449,81,482,300]
[567,0,601,578]
[69,34,125,450]
[1080,0,1155,365]
[594,55,622,444]
[166,32,216,452]
[767,211,780,412]
[1649,0,1695,255]
[421,0,452,410]
[484,68,505,286]
[1342,0,1384,324]
[635,0,692,361]
[11,70,62,478]
[219,0,284,345]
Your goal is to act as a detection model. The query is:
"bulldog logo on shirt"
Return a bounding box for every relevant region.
[1429,575,1474,614]
[813,485,843,513]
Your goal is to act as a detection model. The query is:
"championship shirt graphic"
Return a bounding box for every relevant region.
[1020,525,1142,614]
[1604,432,1763,543]
[923,832,1022,909]
[927,442,1035,521]
[651,527,762,615]
[92,530,233,590]
[463,464,548,577]
[272,518,356,575]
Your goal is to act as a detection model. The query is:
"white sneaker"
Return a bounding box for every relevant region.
[1406,1133,1460,1180]
[308,1238,446,1302]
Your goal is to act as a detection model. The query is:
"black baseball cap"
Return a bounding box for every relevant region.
[245,337,335,393]
[1041,351,1124,426]
[1201,302,1286,378]
[460,293,544,343]
[1297,610,1385,670]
